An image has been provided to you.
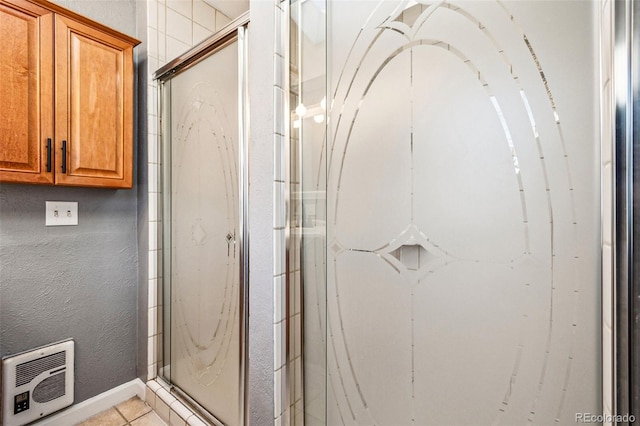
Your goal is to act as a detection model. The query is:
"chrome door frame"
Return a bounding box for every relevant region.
[613,0,640,423]
[154,12,250,426]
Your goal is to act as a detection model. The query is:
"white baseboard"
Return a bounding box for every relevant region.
[35,378,146,426]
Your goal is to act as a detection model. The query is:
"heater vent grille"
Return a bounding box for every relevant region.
[2,340,74,426]
[33,372,66,403]
[15,351,66,387]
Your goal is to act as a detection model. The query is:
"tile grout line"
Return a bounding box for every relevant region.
[111,398,156,426]
[113,405,125,420]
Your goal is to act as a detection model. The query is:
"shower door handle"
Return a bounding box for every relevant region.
[226,232,234,257]
[225,231,237,258]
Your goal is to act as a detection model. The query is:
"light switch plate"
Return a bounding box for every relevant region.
[46,201,78,226]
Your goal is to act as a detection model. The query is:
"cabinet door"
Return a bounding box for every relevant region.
[0,0,54,184]
[54,15,133,188]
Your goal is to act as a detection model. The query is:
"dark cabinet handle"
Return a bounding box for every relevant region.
[61,140,67,174]
[46,138,52,172]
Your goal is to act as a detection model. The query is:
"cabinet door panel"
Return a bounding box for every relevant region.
[55,15,133,188]
[0,0,53,184]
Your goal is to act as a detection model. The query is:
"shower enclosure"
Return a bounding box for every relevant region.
[288,0,604,424]
[154,15,249,426]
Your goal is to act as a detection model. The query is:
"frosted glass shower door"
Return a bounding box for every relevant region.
[293,1,602,425]
[159,30,247,426]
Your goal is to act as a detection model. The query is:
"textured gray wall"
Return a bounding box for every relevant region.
[248,0,276,423]
[0,186,138,403]
[0,0,141,405]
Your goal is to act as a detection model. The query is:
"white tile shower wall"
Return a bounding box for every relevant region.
[146,0,233,382]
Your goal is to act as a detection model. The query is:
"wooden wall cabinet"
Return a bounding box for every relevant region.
[0,0,140,188]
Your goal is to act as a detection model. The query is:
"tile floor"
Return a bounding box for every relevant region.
[77,396,165,426]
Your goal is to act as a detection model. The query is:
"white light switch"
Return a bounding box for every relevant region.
[46,201,78,226]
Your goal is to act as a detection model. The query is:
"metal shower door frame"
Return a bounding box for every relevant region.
[154,12,250,426]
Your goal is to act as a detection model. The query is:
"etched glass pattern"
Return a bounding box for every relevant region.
[165,40,241,425]
[294,1,601,425]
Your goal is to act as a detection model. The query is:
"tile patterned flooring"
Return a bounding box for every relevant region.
[77,397,165,426]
